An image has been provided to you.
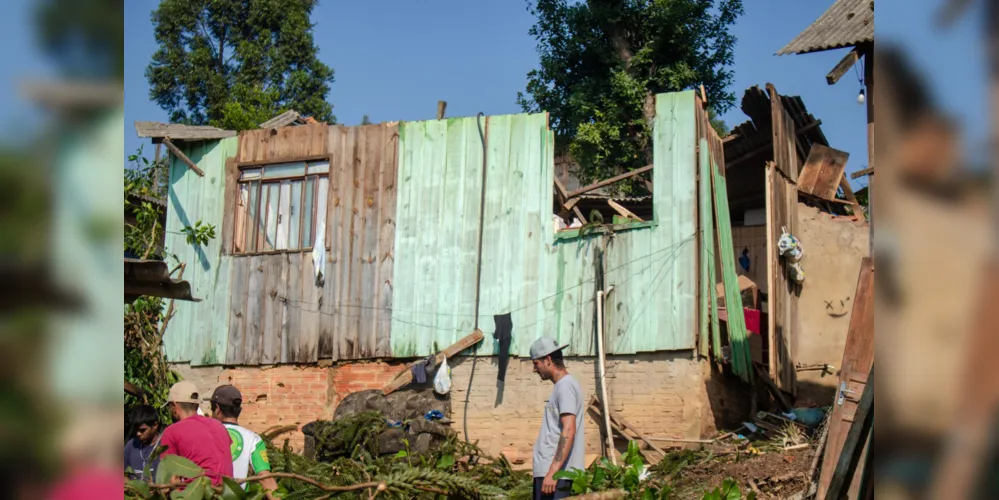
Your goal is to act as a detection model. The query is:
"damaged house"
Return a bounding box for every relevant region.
[143,90,809,466]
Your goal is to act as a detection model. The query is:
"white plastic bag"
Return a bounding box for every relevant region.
[434,356,452,395]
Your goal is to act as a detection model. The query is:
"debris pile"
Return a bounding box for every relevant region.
[302,388,452,461]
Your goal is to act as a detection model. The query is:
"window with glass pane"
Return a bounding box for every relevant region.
[233,160,328,254]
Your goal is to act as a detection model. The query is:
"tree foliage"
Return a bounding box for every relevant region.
[146,0,335,130]
[518,0,742,192]
[36,0,123,79]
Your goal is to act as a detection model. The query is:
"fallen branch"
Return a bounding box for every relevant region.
[157,263,185,339]
[236,472,385,493]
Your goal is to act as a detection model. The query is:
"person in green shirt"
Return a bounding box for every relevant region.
[211,385,278,497]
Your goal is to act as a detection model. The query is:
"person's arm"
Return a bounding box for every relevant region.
[249,439,279,496]
[542,413,577,495]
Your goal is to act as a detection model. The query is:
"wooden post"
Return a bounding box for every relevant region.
[437,101,447,120]
[863,44,874,259]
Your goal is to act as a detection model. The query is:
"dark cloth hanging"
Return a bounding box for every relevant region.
[411,353,436,384]
[493,313,513,383]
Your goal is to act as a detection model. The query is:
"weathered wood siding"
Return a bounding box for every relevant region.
[323,124,398,360]
[766,83,801,394]
[225,123,398,364]
[237,123,329,163]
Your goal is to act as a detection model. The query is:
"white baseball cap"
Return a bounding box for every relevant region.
[530,336,569,360]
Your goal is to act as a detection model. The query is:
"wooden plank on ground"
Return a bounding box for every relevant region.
[798,144,850,200]
[162,138,206,177]
[381,329,485,395]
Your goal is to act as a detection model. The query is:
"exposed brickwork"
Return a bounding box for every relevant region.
[171,352,747,465]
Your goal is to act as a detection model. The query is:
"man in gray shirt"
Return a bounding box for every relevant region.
[530,337,585,499]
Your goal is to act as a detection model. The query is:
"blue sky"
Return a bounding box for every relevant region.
[118,0,984,189]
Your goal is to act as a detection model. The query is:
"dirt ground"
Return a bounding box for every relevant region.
[666,447,815,499]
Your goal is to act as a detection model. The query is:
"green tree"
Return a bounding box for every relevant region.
[146,0,336,131]
[36,0,123,80]
[361,114,373,125]
[518,0,742,193]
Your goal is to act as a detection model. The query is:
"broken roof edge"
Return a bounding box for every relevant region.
[134,121,237,141]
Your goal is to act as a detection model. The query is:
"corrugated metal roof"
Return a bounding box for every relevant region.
[777,0,874,55]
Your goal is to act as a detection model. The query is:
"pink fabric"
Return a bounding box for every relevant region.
[744,308,761,335]
[159,415,233,485]
[48,468,123,500]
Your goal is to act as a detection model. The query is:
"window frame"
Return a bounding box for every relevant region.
[232,156,330,256]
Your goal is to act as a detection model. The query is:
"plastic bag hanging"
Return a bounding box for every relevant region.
[434,355,452,395]
[777,226,806,283]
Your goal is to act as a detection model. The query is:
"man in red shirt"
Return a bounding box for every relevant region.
[159,381,234,486]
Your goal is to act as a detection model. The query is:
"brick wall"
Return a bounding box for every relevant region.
[171,352,747,466]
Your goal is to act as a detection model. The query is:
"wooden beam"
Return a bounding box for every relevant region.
[554,176,586,222]
[381,330,484,395]
[838,176,865,216]
[162,138,205,177]
[827,48,861,85]
[589,397,666,457]
[135,121,236,140]
[437,101,447,120]
[753,363,792,412]
[850,166,874,179]
[607,200,644,222]
[825,368,874,500]
[726,120,822,170]
[567,165,653,198]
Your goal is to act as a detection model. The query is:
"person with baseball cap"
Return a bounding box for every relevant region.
[211,385,279,497]
[159,381,234,486]
[529,336,585,499]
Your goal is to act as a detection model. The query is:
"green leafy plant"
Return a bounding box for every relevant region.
[146,0,335,130]
[519,0,742,194]
[181,220,217,248]
[702,478,756,500]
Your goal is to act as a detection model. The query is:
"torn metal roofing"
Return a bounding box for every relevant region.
[258,110,319,128]
[777,0,874,55]
[124,258,199,304]
[134,121,236,141]
[724,85,828,165]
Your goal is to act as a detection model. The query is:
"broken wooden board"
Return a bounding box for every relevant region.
[589,396,667,458]
[162,138,206,177]
[381,329,484,395]
[797,144,850,201]
[817,258,873,499]
[135,121,236,141]
[607,200,643,222]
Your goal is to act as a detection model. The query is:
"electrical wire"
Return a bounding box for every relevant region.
[464,111,488,445]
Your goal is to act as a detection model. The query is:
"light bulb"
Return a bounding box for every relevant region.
[857,88,866,105]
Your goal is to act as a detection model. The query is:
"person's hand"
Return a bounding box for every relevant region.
[542,473,557,495]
